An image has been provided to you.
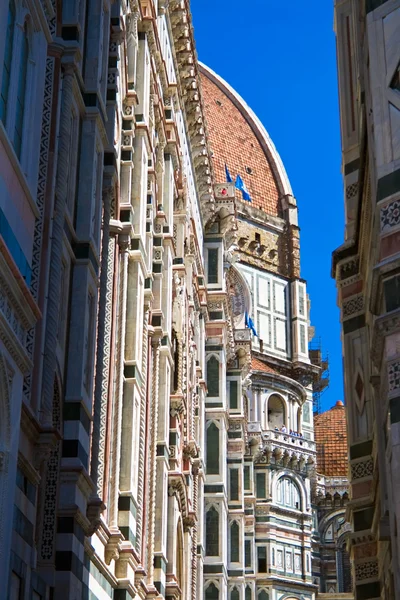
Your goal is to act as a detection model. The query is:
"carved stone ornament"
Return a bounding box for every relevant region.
[105,531,124,565]
[86,496,106,536]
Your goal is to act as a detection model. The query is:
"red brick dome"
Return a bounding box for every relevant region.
[199,64,293,217]
[314,402,349,477]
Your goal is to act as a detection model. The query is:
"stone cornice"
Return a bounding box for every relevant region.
[168,0,216,224]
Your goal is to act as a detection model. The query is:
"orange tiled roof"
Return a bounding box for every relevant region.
[251,357,279,375]
[200,69,281,216]
[314,401,349,477]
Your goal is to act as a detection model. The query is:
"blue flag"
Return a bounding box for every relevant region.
[245,312,258,337]
[235,174,251,201]
[225,164,233,183]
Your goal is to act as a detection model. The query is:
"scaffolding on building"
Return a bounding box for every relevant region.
[309,337,329,415]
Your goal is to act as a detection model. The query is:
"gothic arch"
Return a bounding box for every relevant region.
[229,520,240,562]
[176,516,184,592]
[205,581,219,600]
[206,354,220,398]
[206,421,220,475]
[205,504,220,556]
[230,587,240,600]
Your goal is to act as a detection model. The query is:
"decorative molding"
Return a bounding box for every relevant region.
[346,182,358,202]
[388,359,400,392]
[351,458,373,480]
[380,199,400,234]
[337,256,360,287]
[354,559,379,581]
[342,294,364,320]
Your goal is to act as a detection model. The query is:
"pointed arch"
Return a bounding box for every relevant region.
[206,421,220,474]
[230,520,240,562]
[230,587,240,600]
[205,582,219,600]
[205,505,219,556]
[206,354,220,397]
[176,516,184,592]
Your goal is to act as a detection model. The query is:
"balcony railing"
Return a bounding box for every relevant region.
[261,429,316,452]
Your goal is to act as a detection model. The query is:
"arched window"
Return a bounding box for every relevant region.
[267,394,285,430]
[176,522,183,590]
[205,507,219,556]
[0,0,15,123]
[258,591,269,600]
[205,582,219,600]
[14,22,29,158]
[230,521,239,562]
[207,355,220,397]
[245,586,252,600]
[206,422,219,474]
[276,477,301,510]
[231,588,240,600]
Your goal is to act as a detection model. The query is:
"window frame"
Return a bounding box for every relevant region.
[0,0,16,125]
[0,1,47,190]
[276,476,301,510]
[205,506,220,557]
[206,421,220,475]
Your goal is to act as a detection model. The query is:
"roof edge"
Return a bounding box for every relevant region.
[199,62,294,198]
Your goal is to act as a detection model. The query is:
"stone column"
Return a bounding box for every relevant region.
[135,304,150,558]
[147,337,161,587]
[191,462,200,600]
[91,185,114,498]
[108,233,130,533]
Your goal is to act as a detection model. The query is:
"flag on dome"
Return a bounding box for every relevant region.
[235,174,251,201]
[225,163,233,183]
[245,312,258,337]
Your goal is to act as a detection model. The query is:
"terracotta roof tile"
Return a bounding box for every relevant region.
[200,70,281,216]
[314,401,349,477]
[251,357,279,374]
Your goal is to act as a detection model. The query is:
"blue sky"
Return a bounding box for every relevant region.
[191,0,344,412]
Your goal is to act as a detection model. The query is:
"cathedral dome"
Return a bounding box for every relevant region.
[199,63,293,217]
[314,401,349,477]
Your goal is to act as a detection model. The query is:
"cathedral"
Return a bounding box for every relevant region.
[0,1,351,599]
[333,0,400,598]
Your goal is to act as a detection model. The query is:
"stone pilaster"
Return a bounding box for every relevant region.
[40,65,75,427]
[108,232,130,535]
[91,185,114,498]
[146,337,161,591]
[135,304,150,559]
